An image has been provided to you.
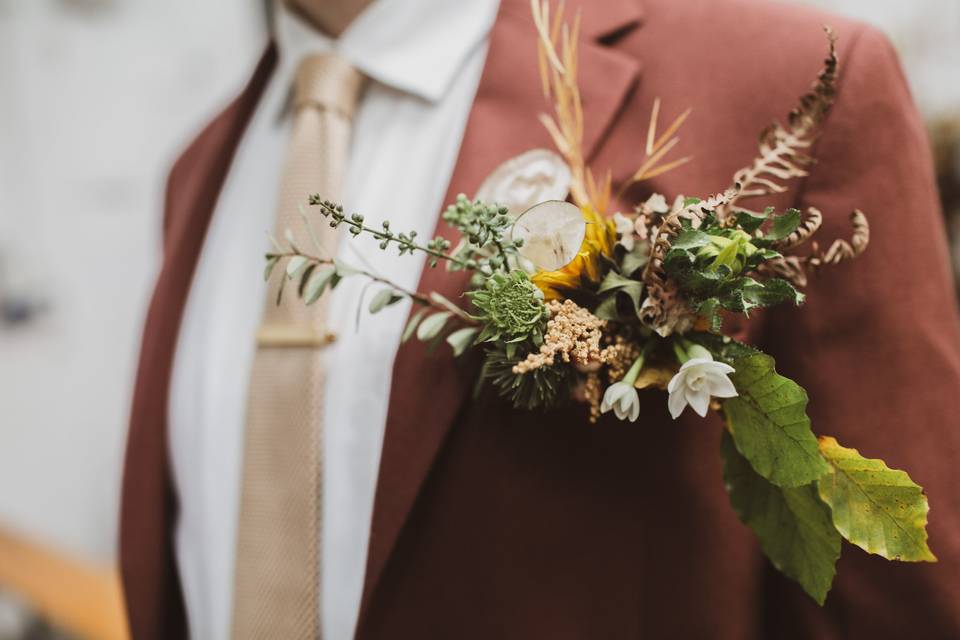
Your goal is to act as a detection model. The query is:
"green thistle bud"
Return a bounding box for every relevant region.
[468,270,547,344]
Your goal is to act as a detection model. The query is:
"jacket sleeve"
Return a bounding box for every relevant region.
[758,24,960,638]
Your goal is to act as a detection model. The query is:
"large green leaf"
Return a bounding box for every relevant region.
[724,354,828,488]
[721,431,840,605]
[766,208,802,241]
[817,437,936,562]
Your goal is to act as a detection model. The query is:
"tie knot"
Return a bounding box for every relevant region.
[293,53,366,119]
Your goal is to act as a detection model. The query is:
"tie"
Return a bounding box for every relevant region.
[232,53,365,639]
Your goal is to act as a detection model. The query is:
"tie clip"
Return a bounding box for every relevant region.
[256,324,337,349]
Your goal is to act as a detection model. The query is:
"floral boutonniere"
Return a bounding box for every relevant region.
[264,0,934,605]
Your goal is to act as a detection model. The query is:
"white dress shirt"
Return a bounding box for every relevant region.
[168,1,500,638]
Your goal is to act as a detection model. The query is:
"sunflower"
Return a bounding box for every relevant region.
[531,205,617,300]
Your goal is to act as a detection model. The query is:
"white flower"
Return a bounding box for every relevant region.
[613,212,636,251]
[667,353,737,419]
[601,381,641,422]
[475,148,571,216]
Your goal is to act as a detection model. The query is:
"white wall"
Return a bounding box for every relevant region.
[0,0,956,566]
[795,0,960,120]
[0,0,264,563]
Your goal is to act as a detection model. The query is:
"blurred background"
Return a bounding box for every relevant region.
[0,0,957,637]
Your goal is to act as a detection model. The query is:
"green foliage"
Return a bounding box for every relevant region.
[285,255,309,279]
[734,208,770,234]
[304,266,337,305]
[468,270,547,345]
[416,311,452,341]
[368,288,404,313]
[402,308,427,343]
[659,206,807,321]
[724,354,829,488]
[817,437,936,562]
[686,332,759,362]
[619,242,649,276]
[446,327,481,356]
[596,270,644,320]
[308,197,462,269]
[721,431,840,605]
[766,208,802,242]
[263,255,280,281]
[442,194,522,273]
[480,343,575,411]
[663,223,802,318]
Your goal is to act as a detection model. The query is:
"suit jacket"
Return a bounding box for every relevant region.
[119,0,960,637]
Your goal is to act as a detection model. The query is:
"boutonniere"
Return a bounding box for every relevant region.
[264,0,934,605]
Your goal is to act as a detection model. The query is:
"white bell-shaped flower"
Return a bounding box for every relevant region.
[600,381,642,422]
[667,352,738,419]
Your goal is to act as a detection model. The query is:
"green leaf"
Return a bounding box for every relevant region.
[303,266,336,305]
[620,243,649,276]
[721,431,840,605]
[817,437,936,562]
[724,354,829,488]
[297,263,316,297]
[416,311,452,341]
[402,308,427,342]
[593,294,621,321]
[766,208,801,241]
[283,228,299,253]
[717,277,804,314]
[687,332,759,363]
[446,327,480,356]
[695,298,722,332]
[670,229,712,251]
[368,288,403,313]
[263,255,280,282]
[598,270,638,293]
[285,255,309,279]
[735,209,768,234]
[334,257,362,276]
[743,278,804,308]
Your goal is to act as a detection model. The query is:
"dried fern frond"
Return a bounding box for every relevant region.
[717,27,838,222]
[809,209,869,269]
[775,206,823,250]
[758,209,869,286]
[758,255,810,288]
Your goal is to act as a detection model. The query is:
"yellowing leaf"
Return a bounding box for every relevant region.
[816,437,936,562]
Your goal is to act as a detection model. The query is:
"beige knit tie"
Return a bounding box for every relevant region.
[232,53,365,640]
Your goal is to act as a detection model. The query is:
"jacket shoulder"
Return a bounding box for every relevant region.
[635,0,898,105]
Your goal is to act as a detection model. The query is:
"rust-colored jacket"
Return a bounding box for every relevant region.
[120,0,960,637]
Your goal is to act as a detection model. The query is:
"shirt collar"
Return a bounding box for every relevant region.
[275,0,501,103]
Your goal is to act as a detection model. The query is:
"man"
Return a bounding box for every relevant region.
[120,0,960,637]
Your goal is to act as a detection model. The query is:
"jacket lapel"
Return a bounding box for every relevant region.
[119,45,276,640]
[360,0,644,624]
